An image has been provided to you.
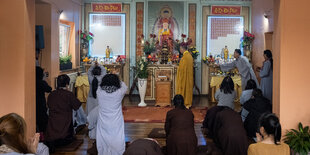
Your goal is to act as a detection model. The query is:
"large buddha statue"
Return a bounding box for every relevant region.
[158,18,173,45]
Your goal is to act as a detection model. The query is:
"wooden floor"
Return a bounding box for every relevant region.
[51,95,228,155]
[52,123,207,155]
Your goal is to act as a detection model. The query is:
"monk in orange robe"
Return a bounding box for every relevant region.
[176,44,193,108]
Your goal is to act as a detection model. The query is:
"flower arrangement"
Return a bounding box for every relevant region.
[80,30,94,49]
[150,54,158,63]
[174,34,192,53]
[116,55,123,63]
[82,57,91,64]
[241,31,255,48]
[140,34,159,56]
[104,66,111,74]
[189,46,199,59]
[202,55,215,64]
[171,54,179,64]
[133,57,149,79]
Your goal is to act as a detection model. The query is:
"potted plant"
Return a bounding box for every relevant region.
[60,55,72,70]
[284,122,310,155]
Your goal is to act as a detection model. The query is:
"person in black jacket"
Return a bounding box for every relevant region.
[244,88,272,139]
[36,66,52,133]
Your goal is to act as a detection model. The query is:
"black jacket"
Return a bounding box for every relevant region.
[244,97,272,138]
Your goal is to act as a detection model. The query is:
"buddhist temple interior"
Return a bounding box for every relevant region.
[1,0,310,154]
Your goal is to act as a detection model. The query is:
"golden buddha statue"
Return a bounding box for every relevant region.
[106,46,110,58]
[224,45,229,60]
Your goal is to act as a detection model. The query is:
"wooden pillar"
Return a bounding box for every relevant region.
[136,2,144,57]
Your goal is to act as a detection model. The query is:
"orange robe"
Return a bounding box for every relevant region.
[176,51,194,108]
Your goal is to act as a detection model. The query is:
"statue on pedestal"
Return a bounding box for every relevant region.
[221,45,229,61]
[224,46,229,60]
[158,18,173,46]
[106,46,111,58]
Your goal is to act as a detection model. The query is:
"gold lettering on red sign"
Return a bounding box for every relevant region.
[212,6,241,15]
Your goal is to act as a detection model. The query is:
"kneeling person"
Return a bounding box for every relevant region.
[45,74,82,152]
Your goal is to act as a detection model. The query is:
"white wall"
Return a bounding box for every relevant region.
[89,14,126,57]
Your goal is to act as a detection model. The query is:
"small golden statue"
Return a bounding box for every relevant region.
[105,46,110,58]
[224,45,229,60]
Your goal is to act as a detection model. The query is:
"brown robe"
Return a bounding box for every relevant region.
[45,89,81,141]
[123,138,163,155]
[213,108,249,155]
[165,107,197,155]
[202,106,226,138]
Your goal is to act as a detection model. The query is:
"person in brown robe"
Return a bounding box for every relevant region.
[202,106,226,139]
[213,107,249,155]
[165,95,197,155]
[123,138,163,155]
[45,74,81,152]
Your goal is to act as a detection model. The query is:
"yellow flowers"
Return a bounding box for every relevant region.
[189,46,199,59]
[192,50,199,54]
[202,55,215,64]
[83,57,90,62]
[104,66,111,73]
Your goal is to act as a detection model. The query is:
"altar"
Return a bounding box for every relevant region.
[84,63,124,81]
[145,64,178,100]
[209,75,242,103]
[207,64,242,103]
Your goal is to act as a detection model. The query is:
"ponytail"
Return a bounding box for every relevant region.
[274,122,282,145]
[91,66,102,99]
[92,77,98,99]
[258,113,282,145]
[270,58,273,70]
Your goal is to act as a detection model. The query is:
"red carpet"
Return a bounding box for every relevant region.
[123,106,207,123]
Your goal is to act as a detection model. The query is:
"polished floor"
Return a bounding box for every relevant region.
[123,94,212,107]
[51,95,224,155]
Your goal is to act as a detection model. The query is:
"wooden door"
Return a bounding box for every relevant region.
[265,32,273,51]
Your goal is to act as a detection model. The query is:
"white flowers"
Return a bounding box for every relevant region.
[140,63,144,70]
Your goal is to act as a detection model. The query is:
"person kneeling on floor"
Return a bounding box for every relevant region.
[44,74,82,153]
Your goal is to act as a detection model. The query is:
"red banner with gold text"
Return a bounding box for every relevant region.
[92,3,122,13]
[211,6,241,15]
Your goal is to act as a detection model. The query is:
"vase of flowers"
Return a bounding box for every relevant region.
[241,31,255,62]
[134,57,149,107]
[174,34,192,59]
[140,34,159,57]
[80,30,94,58]
[202,55,215,65]
[138,78,147,107]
